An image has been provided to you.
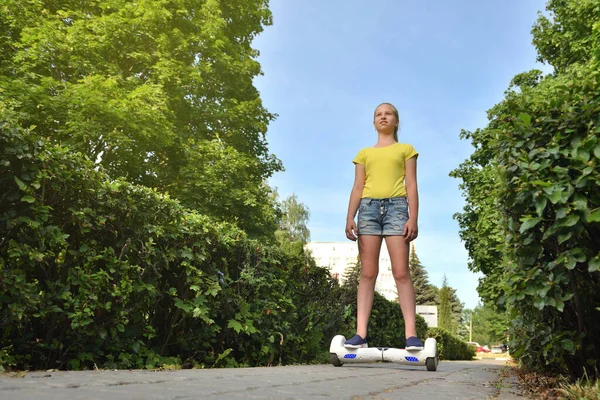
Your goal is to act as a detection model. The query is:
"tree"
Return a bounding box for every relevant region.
[275,193,311,255]
[470,303,509,347]
[408,244,437,305]
[0,0,281,238]
[276,194,310,244]
[437,276,453,331]
[449,156,506,306]
[531,0,599,73]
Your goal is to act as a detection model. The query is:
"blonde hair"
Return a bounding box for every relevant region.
[374,102,400,141]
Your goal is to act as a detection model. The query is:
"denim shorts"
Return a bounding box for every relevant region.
[357,197,409,236]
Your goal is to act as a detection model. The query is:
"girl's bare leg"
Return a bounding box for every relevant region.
[356,235,382,338]
[385,235,417,338]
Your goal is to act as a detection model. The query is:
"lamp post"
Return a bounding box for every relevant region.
[469,311,473,342]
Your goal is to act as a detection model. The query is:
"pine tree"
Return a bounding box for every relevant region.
[342,257,361,289]
[340,257,361,306]
[409,244,437,305]
[447,285,465,336]
[437,275,453,331]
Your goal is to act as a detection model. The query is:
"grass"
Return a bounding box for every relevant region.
[513,365,600,399]
[557,374,600,400]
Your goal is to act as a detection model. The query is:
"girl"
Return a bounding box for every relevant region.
[344,102,423,351]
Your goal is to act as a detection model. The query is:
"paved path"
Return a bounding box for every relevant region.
[0,359,524,399]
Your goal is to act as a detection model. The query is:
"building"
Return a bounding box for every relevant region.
[416,305,438,328]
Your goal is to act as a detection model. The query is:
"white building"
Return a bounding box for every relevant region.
[416,305,438,328]
[305,241,398,301]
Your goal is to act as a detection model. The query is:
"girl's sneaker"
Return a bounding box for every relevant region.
[406,336,424,351]
[344,334,368,348]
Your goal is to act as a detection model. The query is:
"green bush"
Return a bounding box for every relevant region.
[426,328,475,360]
[0,111,347,370]
[451,0,600,380]
[495,69,600,378]
[370,293,428,348]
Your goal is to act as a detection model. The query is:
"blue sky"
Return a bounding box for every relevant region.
[253,0,552,310]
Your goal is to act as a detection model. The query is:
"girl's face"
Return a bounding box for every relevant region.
[373,104,398,132]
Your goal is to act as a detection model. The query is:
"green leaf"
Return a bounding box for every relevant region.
[520,217,542,233]
[524,286,537,295]
[573,148,590,162]
[21,195,35,203]
[548,146,560,155]
[192,307,204,318]
[571,248,586,261]
[586,209,600,222]
[534,298,545,309]
[556,207,568,219]
[594,144,600,159]
[532,180,552,187]
[557,231,573,244]
[245,321,258,334]
[564,249,585,269]
[557,214,579,228]
[212,349,233,367]
[535,197,547,217]
[589,257,600,273]
[561,339,576,352]
[545,190,563,204]
[572,196,587,210]
[227,320,243,333]
[518,113,531,125]
[14,176,26,190]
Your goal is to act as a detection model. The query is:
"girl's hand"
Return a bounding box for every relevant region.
[403,218,418,242]
[346,218,358,241]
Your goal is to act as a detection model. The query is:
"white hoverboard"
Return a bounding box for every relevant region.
[329,335,439,371]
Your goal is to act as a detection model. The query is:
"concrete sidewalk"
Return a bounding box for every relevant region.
[0,359,524,399]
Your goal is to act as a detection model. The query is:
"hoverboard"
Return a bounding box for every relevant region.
[329,335,439,371]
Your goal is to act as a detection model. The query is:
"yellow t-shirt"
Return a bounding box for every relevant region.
[353,143,418,198]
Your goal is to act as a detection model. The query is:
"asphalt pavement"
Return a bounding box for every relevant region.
[0,358,525,399]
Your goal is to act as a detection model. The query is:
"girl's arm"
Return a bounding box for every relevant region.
[346,163,366,241]
[404,156,419,241]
